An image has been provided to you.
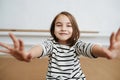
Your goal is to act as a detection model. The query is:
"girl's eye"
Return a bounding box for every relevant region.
[56,24,62,27]
[67,25,72,27]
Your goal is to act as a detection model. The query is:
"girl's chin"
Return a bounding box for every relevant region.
[58,38,69,41]
[58,38,70,43]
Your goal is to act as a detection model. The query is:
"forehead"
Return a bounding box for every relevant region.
[55,14,71,23]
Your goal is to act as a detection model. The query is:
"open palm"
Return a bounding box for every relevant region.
[103,28,120,59]
[0,33,31,62]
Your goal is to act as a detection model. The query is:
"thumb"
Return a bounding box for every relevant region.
[103,48,117,59]
[25,53,32,62]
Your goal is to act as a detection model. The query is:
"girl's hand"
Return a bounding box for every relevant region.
[0,33,32,62]
[104,28,120,59]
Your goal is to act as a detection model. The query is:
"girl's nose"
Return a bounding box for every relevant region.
[61,25,67,31]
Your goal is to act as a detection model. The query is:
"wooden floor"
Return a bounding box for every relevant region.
[80,57,120,80]
[0,56,120,80]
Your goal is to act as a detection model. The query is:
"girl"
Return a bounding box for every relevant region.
[0,11,120,80]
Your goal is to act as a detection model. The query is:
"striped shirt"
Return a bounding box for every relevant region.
[40,38,95,80]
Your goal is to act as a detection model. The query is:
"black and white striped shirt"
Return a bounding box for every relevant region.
[40,38,95,80]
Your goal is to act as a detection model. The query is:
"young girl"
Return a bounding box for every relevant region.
[0,11,120,80]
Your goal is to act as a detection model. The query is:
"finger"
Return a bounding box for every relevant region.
[109,32,116,49]
[0,42,12,50]
[9,33,19,49]
[0,50,10,54]
[19,39,24,51]
[115,28,120,41]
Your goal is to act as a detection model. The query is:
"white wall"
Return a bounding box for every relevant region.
[0,0,120,35]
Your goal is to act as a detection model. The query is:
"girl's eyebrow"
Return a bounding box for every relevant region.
[67,22,71,24]
[55,22,61,24]
[56,21,71,24]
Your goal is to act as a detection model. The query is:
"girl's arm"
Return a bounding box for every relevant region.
[0,33,43,62]
[91,28,120,59]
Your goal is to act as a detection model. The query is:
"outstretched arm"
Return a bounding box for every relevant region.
[0,33,43,62]
[91,28,120,59]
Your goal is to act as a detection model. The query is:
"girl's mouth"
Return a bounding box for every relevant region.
[59,33,68,35]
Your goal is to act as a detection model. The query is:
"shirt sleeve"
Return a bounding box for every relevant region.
[75,40,95,58]
[40,39,53,57]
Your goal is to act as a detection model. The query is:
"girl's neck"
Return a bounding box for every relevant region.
[58,41,71,46]
[58,40,67,45]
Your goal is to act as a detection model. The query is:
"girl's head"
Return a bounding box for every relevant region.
[50,11,80,47]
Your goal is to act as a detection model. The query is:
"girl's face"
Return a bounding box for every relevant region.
[54,14,73,44]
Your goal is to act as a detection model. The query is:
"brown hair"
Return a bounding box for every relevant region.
[50,11,80,47]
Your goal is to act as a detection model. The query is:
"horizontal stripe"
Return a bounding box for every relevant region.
[52,56,74,62]
[51,61,74,67]
[48,71,71,75]
[52,52,74,58]
[49,66,73,72]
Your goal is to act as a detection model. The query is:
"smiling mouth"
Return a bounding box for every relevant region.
[59,33,68,35]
